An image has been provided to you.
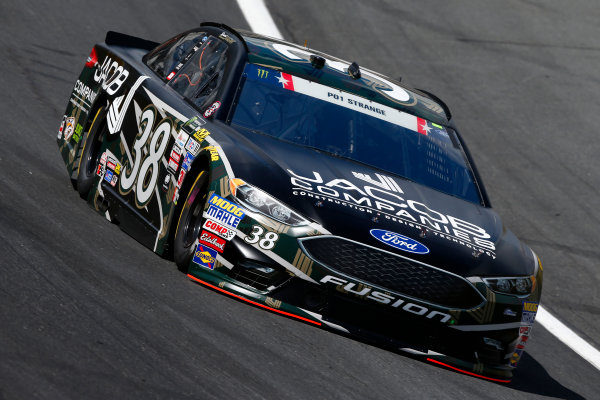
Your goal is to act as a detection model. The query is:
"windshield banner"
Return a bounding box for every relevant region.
[244,64,434,135]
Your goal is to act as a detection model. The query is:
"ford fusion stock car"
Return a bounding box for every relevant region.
[57,23,542,382]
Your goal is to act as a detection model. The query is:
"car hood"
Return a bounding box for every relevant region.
[215,124,535,277]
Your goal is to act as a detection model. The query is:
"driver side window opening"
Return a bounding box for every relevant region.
[145,31,208,80]
[145,31,229,110]
[167,36,228,109]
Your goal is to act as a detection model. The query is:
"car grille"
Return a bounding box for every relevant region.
[299,236,484,309]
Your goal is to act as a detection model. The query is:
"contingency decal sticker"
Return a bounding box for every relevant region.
[63,117,76,141]
[509,301,538,367]
[202,219,236,241]
[192,244,218,270]
[96,151,122,188]
[198,230,226,253]
[205,194,245,229]
[57,115,67,139]
[203,101,221,118]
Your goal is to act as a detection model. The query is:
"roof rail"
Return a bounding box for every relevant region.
[200,22,249,52]
[416,88,452,121]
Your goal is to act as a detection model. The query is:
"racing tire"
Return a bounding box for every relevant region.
[173,171,209,272]
[76,107,107,199]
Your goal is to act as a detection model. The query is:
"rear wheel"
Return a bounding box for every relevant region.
[173,171,209,271]
[76,108,107,198]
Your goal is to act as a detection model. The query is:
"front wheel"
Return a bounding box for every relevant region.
[76,108,106,198]
[173,171,209,271]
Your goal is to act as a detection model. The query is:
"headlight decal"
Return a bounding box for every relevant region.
[230,179,309,226]
[482,276,534,296]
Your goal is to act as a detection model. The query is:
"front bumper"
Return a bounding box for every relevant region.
[187,203,542,382]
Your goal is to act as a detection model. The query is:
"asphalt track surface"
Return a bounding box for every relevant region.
[1,0,599,398]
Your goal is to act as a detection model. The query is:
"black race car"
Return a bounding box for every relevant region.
[57,22,542,382]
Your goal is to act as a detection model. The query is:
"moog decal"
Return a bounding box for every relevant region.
[205,194,245,229]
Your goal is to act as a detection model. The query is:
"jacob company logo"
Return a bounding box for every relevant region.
[370,229,429,254]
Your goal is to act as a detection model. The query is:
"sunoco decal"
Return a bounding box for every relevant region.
[370,229,429,254]
[193,244,218,270]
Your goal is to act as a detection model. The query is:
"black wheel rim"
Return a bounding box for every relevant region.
[182,185,206,248]
[84,123,105,177]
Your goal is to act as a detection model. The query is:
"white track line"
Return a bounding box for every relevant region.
[235,0,600,374]
[537,305,600,370]
[236,0,283,39]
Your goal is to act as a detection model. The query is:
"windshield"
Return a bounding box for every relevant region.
[231,64,481,204]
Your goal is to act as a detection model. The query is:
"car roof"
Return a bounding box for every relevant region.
[238,30,451,125]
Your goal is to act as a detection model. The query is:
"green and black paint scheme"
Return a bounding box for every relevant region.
[57,22,543,382]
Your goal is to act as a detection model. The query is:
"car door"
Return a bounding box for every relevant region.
[101,30,233,252]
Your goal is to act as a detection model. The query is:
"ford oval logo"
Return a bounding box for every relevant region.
[370,229,430,255]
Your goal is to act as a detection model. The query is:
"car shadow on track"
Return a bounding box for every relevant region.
[322,328,586,398]
[190,279,586,398]
[509,352,585,400]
